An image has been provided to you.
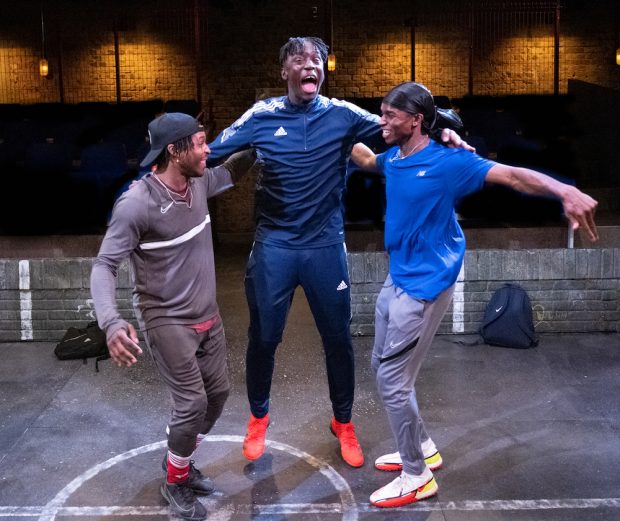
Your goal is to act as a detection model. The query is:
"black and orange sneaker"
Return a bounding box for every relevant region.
[330,417,364,467]
[242,413,269,461]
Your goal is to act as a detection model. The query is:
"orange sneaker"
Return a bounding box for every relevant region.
[243,413,269,461]
[330,417,364,467]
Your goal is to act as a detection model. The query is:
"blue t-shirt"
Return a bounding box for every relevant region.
[208,95,380,248]
[376,140,494,300]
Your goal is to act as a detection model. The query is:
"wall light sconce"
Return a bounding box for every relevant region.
[39,58,49,77]
[39,4,49,77]
[327,0,336,72]
[616,47,620,65]
[327,53,336,71]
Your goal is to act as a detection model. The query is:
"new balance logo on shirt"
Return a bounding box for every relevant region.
[274,126,288,136]
[416,170,427,177]
[336,280,348,291]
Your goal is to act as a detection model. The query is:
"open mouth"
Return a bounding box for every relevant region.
[301,76,318,93]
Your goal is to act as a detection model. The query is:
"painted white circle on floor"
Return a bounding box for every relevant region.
[37,435,358,521]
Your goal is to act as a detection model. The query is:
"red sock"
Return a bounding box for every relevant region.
[165,452,190,484]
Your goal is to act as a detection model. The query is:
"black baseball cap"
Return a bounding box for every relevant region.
[140,112,203,167]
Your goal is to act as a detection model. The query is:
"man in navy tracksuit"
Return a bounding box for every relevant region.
[207,36,466,467]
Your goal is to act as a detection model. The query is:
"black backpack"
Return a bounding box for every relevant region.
[54,321,110,371]
[479,283,538,349]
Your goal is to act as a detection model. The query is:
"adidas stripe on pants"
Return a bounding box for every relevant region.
[244,242,355,423]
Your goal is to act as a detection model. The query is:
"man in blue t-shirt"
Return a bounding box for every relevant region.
[351,81,598,508]
[208,37,470,468]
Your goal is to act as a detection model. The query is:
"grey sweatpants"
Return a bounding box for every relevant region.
[144,320,230,457]
[372,275,455,475]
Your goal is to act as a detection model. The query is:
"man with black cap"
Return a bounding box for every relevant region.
[90,112,255,521]
[351,81,598,508]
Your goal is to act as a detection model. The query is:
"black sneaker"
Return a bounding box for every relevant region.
[187,462,215,494]
[160,482,207,521]
[162,455,215,495]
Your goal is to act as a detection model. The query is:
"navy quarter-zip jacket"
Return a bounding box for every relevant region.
[209,95,380,248]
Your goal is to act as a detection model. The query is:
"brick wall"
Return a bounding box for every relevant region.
[349,249,620,337]
[0,2,198,104]
[1,249,618,342]
[0,259,135,342]
[2,1,619,110]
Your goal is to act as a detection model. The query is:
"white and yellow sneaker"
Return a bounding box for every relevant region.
[369,467,438,508]
[374,438,443,471]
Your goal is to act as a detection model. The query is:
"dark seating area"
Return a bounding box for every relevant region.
[0,91,612,235]
[343,94,582,229]
[0,99,198,234]
[453,94,581,226]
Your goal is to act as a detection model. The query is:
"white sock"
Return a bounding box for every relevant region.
[195,433,206,451]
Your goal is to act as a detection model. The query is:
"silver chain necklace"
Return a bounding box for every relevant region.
[153,173,193,210]
[398,136,429,159]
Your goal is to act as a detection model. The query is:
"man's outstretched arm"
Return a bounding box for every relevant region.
[485,163,599,242]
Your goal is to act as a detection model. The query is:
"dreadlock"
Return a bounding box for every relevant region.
[279,37,329,66]
[154,133,198,171]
